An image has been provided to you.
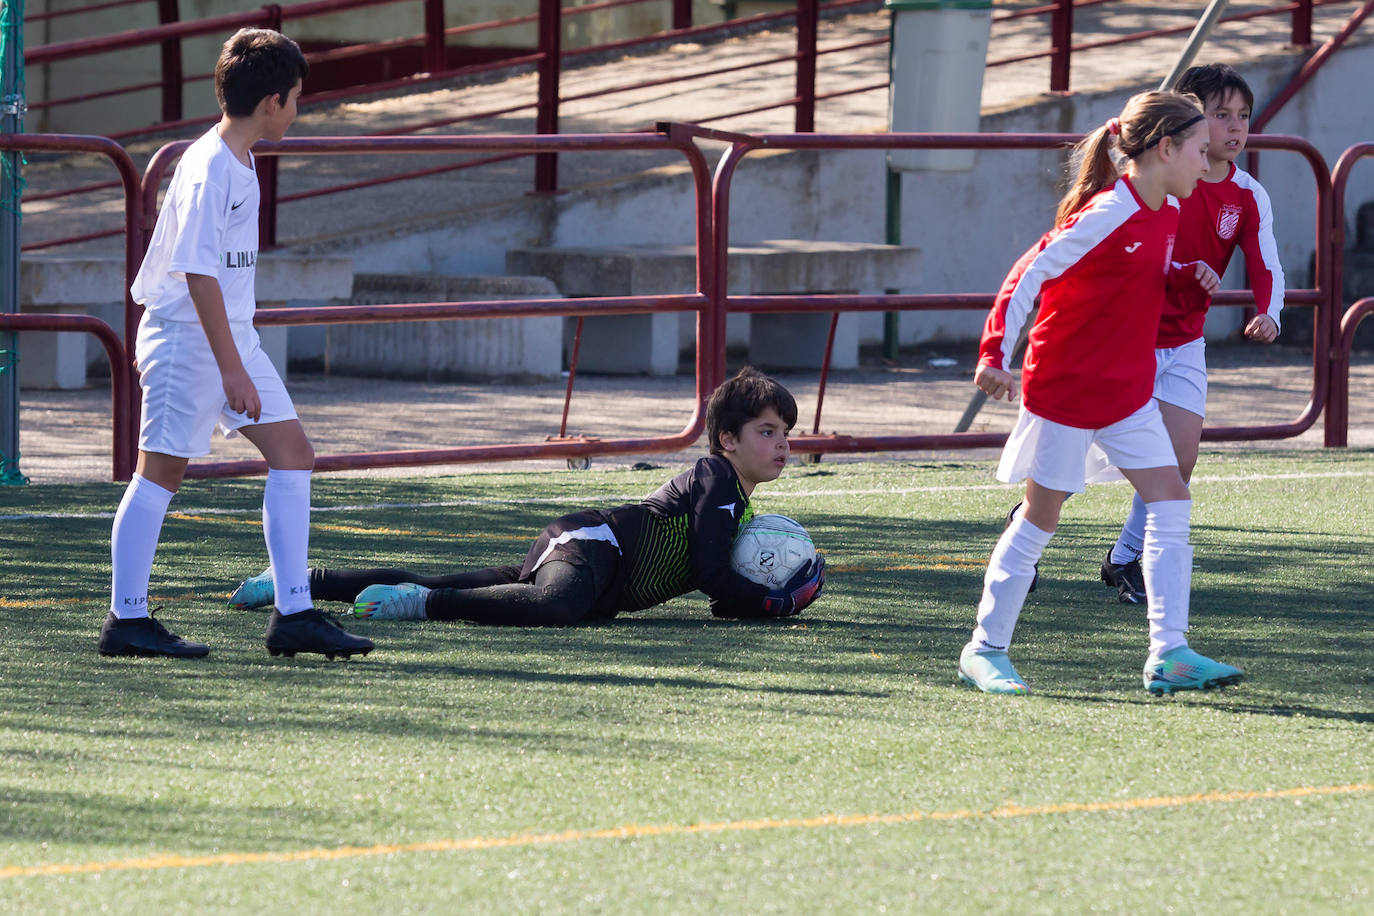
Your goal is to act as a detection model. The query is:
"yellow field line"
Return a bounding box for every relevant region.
[4,783,1369,881]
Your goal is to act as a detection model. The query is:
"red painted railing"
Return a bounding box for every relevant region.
[9,127,1369,480]
[990,0,1332,93]
[133,128,720,479]
[22,0,867,248]
[1325,141,1374,447]
[0,312,135,481]
[711,131,1335,456]
[24,0,1367,254]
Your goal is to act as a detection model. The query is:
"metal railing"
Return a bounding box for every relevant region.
[1325,140,1374,446]
[7,126,1371,480]
[21,0,871,250]
[22,0,1369,253]
[988,0,1333,94]
[0,311,134,480]
[711,131,1335,456]
[134,127,721,479]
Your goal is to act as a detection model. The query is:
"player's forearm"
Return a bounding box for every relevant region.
[186,273,247,375]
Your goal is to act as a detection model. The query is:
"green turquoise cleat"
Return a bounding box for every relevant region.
[1143,646,1243,695]
[353,583,430,621]
[958,644,1030,695]
[228,568,274,610]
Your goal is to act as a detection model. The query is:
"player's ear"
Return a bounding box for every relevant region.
[718,429,739,453]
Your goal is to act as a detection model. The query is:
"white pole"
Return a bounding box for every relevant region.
[1160,0,1232,90]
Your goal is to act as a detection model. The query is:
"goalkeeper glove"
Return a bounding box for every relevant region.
[760,554,825,618]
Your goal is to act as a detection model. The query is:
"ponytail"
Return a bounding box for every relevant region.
[1055,90,1206,226]
[1056,125,1119,225]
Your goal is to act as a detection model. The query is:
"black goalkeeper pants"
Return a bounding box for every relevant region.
[311,561,600,627]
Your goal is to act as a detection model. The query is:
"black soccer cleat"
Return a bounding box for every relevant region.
[1100,550,1147,604]
[98,611,210,658]
[264,608,374,660]
[1005,502,1038,593]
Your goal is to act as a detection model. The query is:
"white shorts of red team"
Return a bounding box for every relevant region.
[1152,336,1208,418]
[135,313,298,458]
[997,399,1178,495]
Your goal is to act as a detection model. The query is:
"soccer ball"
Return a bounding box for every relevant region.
[730,514,816,588]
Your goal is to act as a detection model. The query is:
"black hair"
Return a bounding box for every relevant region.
[705,367,798,455]
[1176,63,1254,113]
[215,29,309,118]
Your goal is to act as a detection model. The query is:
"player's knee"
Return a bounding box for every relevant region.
[539,594,590,626]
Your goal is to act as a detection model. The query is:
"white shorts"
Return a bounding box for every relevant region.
[1153,337,1208,418]
[135,314,297,458]
[996,400,1178,494]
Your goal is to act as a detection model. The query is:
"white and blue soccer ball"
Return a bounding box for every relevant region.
[730,514,816,588]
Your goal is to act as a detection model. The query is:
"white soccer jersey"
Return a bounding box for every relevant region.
[130,127,261,323]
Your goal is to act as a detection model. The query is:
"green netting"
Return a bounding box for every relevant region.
[2,0,28,485]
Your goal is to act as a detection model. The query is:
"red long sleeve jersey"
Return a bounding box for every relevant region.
[1156,162,1284,347]
[979,177,1184,430]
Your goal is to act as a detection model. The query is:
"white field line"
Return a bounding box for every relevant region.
[3,468,1372,522]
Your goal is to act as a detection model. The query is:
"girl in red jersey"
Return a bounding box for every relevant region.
[960,90,1244,696]
[1100,65,1284,605]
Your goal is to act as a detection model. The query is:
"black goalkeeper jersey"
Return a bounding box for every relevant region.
[520,454,771,617]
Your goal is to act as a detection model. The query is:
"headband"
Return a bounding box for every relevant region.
[1135,113,1206,155]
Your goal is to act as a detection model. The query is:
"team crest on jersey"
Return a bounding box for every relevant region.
[1217,204,1242,240]
[1163,233,1176,273]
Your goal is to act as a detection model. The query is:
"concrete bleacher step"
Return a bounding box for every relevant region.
[321,273,563,380]
[507,239,921,374]
[17,252,351,390]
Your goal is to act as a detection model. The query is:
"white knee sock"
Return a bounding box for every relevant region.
[1143,499,1192,658]
[264,469,313,615]
[1112,492,1148,565]
[110,474,175,618]
[970,515,1053,652]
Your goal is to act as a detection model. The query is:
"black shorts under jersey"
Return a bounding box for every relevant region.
[515,454,770,618]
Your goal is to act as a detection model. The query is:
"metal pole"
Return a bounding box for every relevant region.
[156,0,182,124]
[1,0,27,484]
[534,0,560,192]
[1049,0,1072,92]
[423,0,446,73]
[1158,0,1231,90]
[1293,0,1313,46]
[671,0,691,31]
[882,165,900,359]
[794,0,818,132]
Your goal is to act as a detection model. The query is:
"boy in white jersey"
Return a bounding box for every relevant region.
[1099,64,1284,604]
[100,29,373,659]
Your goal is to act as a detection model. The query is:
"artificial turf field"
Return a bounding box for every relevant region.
[2,449,1372,913]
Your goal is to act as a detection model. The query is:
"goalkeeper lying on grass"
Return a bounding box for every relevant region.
[229,368,825,625]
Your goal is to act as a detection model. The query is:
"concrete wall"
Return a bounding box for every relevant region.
[322,33,1374,350]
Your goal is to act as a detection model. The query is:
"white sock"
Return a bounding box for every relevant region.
[970,515,1053,652]
[263,469,313,615]
[1112,492,1147,566]
[110,474,175,619]
[1143,499,1192,658]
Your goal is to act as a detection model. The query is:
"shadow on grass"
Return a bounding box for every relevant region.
[1033,690,1374,724]
[6,475,1374,739]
